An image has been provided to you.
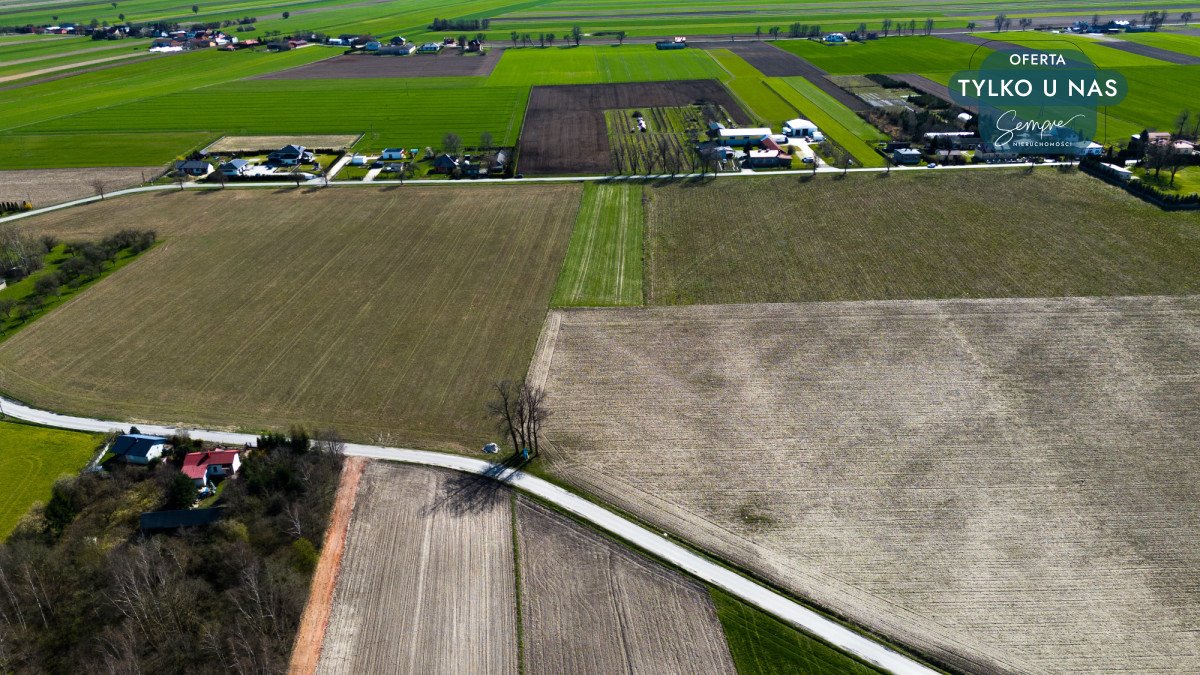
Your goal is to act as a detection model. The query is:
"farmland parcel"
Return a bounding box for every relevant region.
[0,186,578,449]
[516,497,736,674]
[318,463,518,674]
[0,421,100,538]
[532,296,1200,674]
[644,171,1200,305]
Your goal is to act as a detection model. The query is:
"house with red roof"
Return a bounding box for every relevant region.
[181,449,242,488]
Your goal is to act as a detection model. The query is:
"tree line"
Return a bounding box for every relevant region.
[428,17,490,31]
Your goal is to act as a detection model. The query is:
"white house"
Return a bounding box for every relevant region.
[350,154,367,166]
[717,127,773,146]
[381,148,405,160]
[782,118,818,137]
[111,434,168,465]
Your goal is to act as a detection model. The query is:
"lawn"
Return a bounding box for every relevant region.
[0,132,213,169]
[1135,165,1200,196]
[710,588,882,675]
[644,169,1200,305]
[773,36,989,74]
[767,78,885,166]
[0,420,100,538]
[486,44,725,86]
[0,186,580,451]
[552,183,643,306]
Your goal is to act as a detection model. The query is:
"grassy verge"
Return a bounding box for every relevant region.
[551,182,644,307]
[0,419,101,538]
[711,586,884,675]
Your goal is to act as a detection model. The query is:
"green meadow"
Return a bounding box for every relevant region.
[487,44,725,86]
[773,35,991,74]
[976,31,1166,68]
[0,420,100,539]
[1114,31,1200,58]
[552,183,644,307]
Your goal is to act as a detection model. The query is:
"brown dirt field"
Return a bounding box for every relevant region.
[204,134,361,153]
[257,52,501,79]
[516,497,736,674]
[518,80,749,175]
[0,186,577,449]
[317,463,518,674]
[533,296,1200,674]
[714,42,870,112]
[289,456,366,675]
[0,167,162,207]
[1094,39,1200,64]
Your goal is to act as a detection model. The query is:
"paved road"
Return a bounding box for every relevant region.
[0,393,937,675]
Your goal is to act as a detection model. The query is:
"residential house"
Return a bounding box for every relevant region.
[181,449,242,488]
[1173,140,1196,155]
[717,127,773,147]
[489,149,509,175]
[381,148,405,160]
[380,43,415,55]
[268,144,313,165]
[893,148,922,165]
[466,39,482,52]
[432,153,460,173]
[417,42,442,53]
[744,149,791,168]
[389,36,408,45]
[218,158,251,176]
[111,433,169,465]
[175,160,214,176]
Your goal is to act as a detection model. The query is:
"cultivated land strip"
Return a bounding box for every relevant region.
[1093,38,1200,64]
[0,393,937,675]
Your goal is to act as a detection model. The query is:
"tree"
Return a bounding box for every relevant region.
[510,31,519,46]
[881,18,892,37]
[163,472,198,509]
[281,10,289,18]
[1175,109,1191,138]
[1183,11,1193,25]
[857,22,867,38]
[616,30,626,45]
[546,32,555,45]
[1019,17,1033,30]
[0,298,16,320]
[755,25,763,40]
[769,26,781,40]
[570,25,582,46]
[966,21,976,30]
[538,32,545,47]
[487,380,551,458]
[90,178,106,199]
[118,13,125,21]
[480,131,494,149]
[191,4,198,13]
[994,13,1006,31]
[32,273,60,298]
[442,132,463,156]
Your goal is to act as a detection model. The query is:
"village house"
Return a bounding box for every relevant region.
[893,148,923,165]
[175,160,214,177]
[181,449,242,488]
[432,153,460,173]
[717,127,773,147]
[381,148,405,160]
[218,158,251,176]
[268,144,313,166]
[417,42,443,53]
[110,433,169,465]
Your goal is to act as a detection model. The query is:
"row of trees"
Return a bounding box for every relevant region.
[510,25,583,46]
[0,429,344,673]
[428,17,490,31]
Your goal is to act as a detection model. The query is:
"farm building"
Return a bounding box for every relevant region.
[655,40,687,50]
[140,507,225,532]
[381,148,405,160]
[181,449,241,488]
[893,148,922,165]
[350,154,367,166]
[782,118,819,138]
[417,42,442,53]
[717,127,773,147]
[111,433,169,465]
[379,43,416,55]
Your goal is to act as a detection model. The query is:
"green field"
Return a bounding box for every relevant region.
[711,588,882,675]
[486,44,724,86]
[975,31,1166,68]
[1115,30,1200,58]
[767,77,885,167]
[644,170,1200,305]
[774,36,990,74]
[552,183,643,306]
[0,420,100,538]
[709,48,798,126]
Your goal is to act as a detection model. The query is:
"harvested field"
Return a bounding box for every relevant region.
[516,497,736,674]
[1093,38,1200,65]
[517,80,748,175]
[0,186,578,449]
[258,52,500,79]
[644,171,1200,304]
[533,296,1200,674]
[0,167,162,208]
[714,42,869,112]
[204,134,361,152]
[317,463,518,674]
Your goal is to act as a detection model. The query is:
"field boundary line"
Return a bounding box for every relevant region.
[0,391,937,675]
[288,456,366,675]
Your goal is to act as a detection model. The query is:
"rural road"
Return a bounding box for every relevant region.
[0,393,937,675]
[0,159,1072,225]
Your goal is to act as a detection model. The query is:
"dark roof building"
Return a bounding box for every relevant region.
[140,507,225,532]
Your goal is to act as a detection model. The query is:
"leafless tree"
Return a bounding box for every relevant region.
[487,380,551,458]
[442,132,463,156]
[480,130,494,149]
[90,178,106,199]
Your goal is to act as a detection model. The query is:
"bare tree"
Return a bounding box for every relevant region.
[994,13,1007,31]
[616,30,626,45]
[881,18,893,37]
[442,132,463,156]
[480,130,494,149]
[924,18,934,35]
[487,380,551,458]
[90,178,106,199]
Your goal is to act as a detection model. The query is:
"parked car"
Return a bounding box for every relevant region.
[926,162,938,168]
